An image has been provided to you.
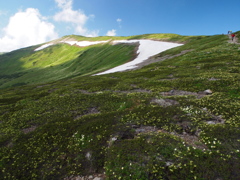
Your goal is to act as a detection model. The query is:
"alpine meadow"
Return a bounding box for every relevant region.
[0,32,240,180]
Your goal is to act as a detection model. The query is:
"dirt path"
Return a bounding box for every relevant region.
[227,34,240,44]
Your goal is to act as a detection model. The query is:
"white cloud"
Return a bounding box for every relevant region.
[55,0,72,9]
[117,18,122,28]
[85,30,99,37]
[106,29,116,36]
[0,8,58,52]
[117,18,122,23]
[54,7,88,25]
[54,0,98,37]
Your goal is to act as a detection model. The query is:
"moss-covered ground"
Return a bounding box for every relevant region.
[0,32,239,179]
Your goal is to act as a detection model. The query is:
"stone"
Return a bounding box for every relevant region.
[151,98,179,107]
[22,125,37,134]
[111,137,117,141]
[135,126,158,134]
[165,161,173,166]
[204,89,213,95]
[75,176,83,180]
[208,77,220,81]
[93,177,103,180]
[207,121,216,125]
[86,152,91,160]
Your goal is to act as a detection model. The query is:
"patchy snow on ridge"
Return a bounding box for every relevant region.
[34,43,54,51]
[61,40,109,46]
[95,40,183,75]
[34,40,109,51]
[34,39,183,76]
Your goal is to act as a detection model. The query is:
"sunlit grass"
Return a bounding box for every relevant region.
[0,42,137,89]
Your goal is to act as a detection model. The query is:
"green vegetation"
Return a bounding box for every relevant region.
[64,33,202,43]
[0,32,239,179]
[0,42,137,89]
[0,33,204,89]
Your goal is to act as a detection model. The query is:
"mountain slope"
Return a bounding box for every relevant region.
[0,41,137,89]
[0,33,203,89]
[0,32,239,180]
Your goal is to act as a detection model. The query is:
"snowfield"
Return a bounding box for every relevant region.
[34,43,54,51]
[34,41,108,51]
[34,39,183,75]
[95,40,182,75]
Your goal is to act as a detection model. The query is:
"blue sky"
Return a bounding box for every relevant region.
[0,0,239,52]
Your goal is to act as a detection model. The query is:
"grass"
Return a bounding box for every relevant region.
[0,32,239,179]
[0,33,199,89]
[0,42,137,89]
[59,33,198,43]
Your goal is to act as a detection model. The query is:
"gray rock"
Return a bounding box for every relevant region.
[165,161,173,166]
[151,98,179,107]
[88,175,94,179]
[135,126,158,134]
[207,121,216,124]
[93,177,103,180]
[86,152,91,160]
[75,176,84,180]
[204,89,213,95]
[208,77,220,81]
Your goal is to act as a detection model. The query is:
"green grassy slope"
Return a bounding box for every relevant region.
[0,33,202,89]
[0,32,239,180]
[64,33,202,43]
[0,41,138,89]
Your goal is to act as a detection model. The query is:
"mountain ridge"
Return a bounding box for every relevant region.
[0,33,196,89]
[0,32,239,179]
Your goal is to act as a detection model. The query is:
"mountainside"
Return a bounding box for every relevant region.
[0,37,137,89]
[0,33,195,89]
[0,32,240,179]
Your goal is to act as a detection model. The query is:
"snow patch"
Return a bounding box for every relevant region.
[34,43,54,51]
[34,40,109,51]
[34,39,183,76]
[95,40,183,75]
[62,40,109,46]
